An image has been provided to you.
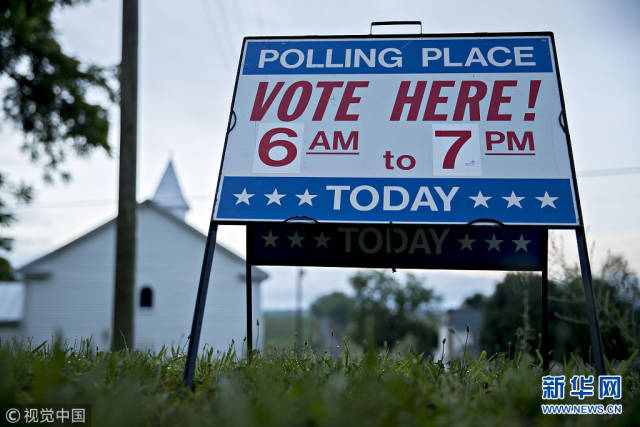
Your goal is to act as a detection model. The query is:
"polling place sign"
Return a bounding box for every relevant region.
[213,33,579,226]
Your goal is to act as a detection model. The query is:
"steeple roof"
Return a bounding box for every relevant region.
[152,160,189,220]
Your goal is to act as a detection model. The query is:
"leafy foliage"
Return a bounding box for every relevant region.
[480,272,557,356]
[348,271,439,354]
[551,252,640,361]
[0,256,15,280]
[1,0,116,178]
[462,292,487,310]
[0,0,115,264]
[310,291,354,337]
[480,252,640,362]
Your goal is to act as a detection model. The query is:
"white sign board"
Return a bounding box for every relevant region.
[213,33,579,226]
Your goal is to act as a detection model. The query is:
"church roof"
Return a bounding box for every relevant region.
[17,200,268,283]
[152,160,189,212]
[17,160,268,283]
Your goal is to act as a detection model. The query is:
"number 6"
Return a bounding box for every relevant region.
[258,127,298,167]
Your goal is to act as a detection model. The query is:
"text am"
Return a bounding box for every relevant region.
[307,130,359,155]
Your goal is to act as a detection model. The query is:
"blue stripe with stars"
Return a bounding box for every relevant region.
[215,176,577,225]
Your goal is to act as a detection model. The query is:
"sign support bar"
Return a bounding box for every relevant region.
[541,229,549,371]
[183,221,219,389]
[576,227,606,375]
[246,229,254,356]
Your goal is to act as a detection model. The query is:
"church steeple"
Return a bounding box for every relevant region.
[152,160,189,221]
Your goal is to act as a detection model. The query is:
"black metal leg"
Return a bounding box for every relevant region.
[246,272,253,356]
[576,227,606,375]
[184,222,219,388]
[541,262,549,371]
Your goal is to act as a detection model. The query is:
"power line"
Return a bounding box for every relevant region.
[199,0,233,74]
[9,195,213,209]
[577,166,640,177]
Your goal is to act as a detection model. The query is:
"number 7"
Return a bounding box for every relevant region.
[434,130,472,169]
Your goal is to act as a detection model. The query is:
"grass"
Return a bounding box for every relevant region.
[0,338,639,426]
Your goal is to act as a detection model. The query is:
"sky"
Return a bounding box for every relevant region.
[1,0,639,311]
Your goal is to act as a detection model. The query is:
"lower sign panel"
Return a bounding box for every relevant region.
[248,224,546,271]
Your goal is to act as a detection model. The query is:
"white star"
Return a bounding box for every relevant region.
[296,189,317,206]
[288,231,305,248]
[512,234,531,252]
[457,233,475,251]
[536,191,558,209]
[485,234,503,251]
[264,188,286,206]
[262,230,278,248]
[502,191,525,208]
[469,191,492,208]
[233,188,254,205]
[313,232,331,248]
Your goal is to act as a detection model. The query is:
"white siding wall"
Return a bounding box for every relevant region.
[134,206,259,355]
[22,222,115,348]
[18,205,261,354]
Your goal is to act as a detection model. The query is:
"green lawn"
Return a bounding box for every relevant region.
[0,338,638,426]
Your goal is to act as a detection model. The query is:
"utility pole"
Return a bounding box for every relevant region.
[112,0,139,351]
[295,268,305,350]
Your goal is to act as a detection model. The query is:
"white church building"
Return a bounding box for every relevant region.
[0,161,267,353]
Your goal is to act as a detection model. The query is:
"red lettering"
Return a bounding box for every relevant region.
[453,81,487,121]
[312,82,344,121]
[390,81,426,121]
[507,131,535,151]
[333,131,358,150]
[485,131,505,150]
[309,131,330,150]
[435,130,471,169]
[423,81,455,121]
[383,151,394,169]
[397,155,416,170]
[258,127,298,167]
[336,81,369,121]
[277,81,313,121]
[487,80,517,121]
[250,81,284,121]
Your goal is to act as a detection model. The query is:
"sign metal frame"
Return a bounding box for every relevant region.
[183,31,604,388]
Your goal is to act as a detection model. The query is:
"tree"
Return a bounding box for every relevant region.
[462,292,487,310]
[310,291,354,340]
[479,253,640,361]
[0,257,15,280]
[349,271,439,354]
[479,272,558,356]
[551,252,639,361]
[0,0,115,265]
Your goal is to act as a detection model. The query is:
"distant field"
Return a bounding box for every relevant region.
[263,311,322,350]
[0,339,638,426]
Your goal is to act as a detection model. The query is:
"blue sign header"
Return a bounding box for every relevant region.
[242,37,553,75]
